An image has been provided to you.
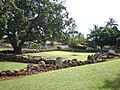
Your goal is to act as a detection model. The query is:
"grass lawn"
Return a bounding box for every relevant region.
[25,51,94,61]
[0,48,12,51]
[0,59,120,90]
[0,62,27,70]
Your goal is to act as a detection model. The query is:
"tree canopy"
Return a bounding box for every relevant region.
[0,0,76,54]
[87,18,120,48]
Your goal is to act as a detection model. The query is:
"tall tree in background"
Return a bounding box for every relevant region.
[0,0,75,54]
[87,18,120,47]
[106,18,118,28]
[87,25,103,47]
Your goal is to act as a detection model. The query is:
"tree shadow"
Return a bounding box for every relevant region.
[100,74,120,90]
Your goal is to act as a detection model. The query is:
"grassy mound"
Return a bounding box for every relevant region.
[0,59,120,90]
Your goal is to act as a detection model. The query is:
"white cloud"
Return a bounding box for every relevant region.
[65,0,120,36]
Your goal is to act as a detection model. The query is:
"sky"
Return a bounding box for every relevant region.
[65,0,120,36]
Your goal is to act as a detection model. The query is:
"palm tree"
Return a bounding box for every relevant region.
[106,18,118,28]
[87,25,103,47]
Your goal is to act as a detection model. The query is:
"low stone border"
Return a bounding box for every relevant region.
[0,54,55,64]
[0,51,119,79]
[0,59,107,78]
[0,49,57,54]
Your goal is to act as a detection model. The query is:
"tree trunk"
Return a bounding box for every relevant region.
[13,46,22,54]
[9,38,22,54]
[7,27,30,54]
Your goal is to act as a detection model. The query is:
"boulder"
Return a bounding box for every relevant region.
[38,61,45,66]
[108,50,116,56]
[55,57,62,65]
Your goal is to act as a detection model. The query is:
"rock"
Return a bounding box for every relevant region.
[27,63,33,68]
[0,71,6,76]
[72,59,77,61]
[87,55,94,61]
[107,50,116,58]
[55,57,62,65]
[26,63,33,72]
[108,50,116,55]
[6,70,14,76]
[116,54,120,58]
[38,61,45,66]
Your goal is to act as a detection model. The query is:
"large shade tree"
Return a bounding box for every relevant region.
[0,0,75,54]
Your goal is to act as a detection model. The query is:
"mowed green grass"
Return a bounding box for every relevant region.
[0,62,27,70]
[0,48,12,51]
[25,51,94,61]
[0,59,120,90]
[0,51,93,70]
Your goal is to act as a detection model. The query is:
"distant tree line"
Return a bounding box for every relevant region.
[87,18,120,48]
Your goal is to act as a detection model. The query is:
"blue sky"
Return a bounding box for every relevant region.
[65,0,120,36]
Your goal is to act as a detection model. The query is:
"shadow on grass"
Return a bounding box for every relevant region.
[100,74,120,90]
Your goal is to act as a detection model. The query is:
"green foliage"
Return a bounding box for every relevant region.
[0,0,75,54]
[31,43,40,48]
[68,32,87,47]
[57,18,79,45]
[0,39,4,46]
[88,18,120,47]
[0,59,120,90]
[116,37,120,46]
